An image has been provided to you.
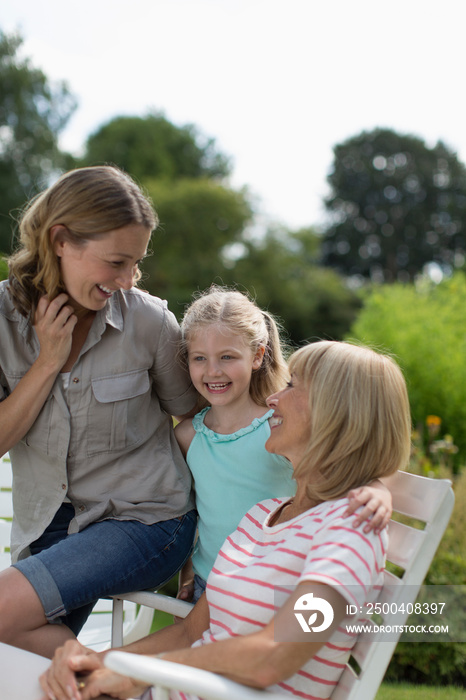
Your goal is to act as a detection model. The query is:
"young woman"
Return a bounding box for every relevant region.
[0,166,197,657]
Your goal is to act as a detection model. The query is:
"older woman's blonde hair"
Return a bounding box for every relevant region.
[8,165,157,317]
[289,341,412,502]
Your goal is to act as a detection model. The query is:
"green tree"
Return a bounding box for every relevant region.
[322,128,466,282]
[348,272,466,464]
[140,178,252,312]
[0,30,76,254]
[79,114,230,182]
[230,226,362,346]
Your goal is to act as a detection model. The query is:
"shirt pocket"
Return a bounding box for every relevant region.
[87,368,151,456]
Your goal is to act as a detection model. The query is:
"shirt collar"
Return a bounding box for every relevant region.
[98,291,124,331]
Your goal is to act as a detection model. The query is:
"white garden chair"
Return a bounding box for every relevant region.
[105,470,455,700]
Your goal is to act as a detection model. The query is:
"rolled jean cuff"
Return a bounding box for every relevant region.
[13,556,65,623]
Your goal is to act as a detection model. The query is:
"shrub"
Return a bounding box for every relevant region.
[385,463,466,686]
[349,273,466,468]
[0,257,8,281]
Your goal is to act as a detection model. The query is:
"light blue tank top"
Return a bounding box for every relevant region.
[187,406,296,581]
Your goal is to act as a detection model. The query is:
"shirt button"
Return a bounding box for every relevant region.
[79,505,85,512]
[61,484,67,490]
[72,377,80,384]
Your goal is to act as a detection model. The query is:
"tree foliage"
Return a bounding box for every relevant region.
[322,128,466,282]
[79,114,231,182]
[140,177,252,313]
[230,226,362,347]
[348,272,466,464]
[0,30,76,254]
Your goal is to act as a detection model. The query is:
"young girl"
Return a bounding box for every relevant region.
[175,286,392,603]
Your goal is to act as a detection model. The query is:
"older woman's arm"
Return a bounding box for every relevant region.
[51,583,347,700]
[157,582,347,690]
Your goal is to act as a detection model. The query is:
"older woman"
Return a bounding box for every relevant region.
[35,339,411,700]
[0,166,197,657]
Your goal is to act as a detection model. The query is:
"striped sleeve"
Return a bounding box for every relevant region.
[298,504,387,608]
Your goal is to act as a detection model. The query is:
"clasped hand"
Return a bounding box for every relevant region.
[39,639,149,700]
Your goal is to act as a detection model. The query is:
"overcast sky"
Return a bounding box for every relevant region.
[2,0,466,231]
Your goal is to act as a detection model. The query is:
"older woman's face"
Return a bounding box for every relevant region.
[265,374,310,465]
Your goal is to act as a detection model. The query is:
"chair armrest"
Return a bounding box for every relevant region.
[110,592,194,647]
[104,651,290,700]
[111,591,194,619]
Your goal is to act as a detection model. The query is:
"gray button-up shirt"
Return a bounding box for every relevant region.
[0,281,197,562]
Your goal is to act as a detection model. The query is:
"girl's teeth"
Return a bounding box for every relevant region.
[98,285,113,294]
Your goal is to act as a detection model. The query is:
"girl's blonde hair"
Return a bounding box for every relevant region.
[8,165,157,317]
[181,286,289,406]
[289,341,412,502]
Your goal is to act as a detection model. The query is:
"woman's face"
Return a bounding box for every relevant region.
[266,373,311,465]
[53,223,151,312]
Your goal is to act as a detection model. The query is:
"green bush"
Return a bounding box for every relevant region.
[0,257,8,281]
[385,468,466,686]
[349,273,466,468]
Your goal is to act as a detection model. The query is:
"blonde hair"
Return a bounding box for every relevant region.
[8,165,157,317]
[289,341,412,502]
[181,286,289,406]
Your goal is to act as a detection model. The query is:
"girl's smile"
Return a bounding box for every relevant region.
[188,325,264,408]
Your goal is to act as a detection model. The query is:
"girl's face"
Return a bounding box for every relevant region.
[187,324,264,407]
[265,374,311,465]
[52,223,150,312]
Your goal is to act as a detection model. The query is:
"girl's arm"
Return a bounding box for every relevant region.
[0,294,76,456]
[174,417,196,458]
[177,556,195,602]
[344,478,392,534]
[173,419,197,602]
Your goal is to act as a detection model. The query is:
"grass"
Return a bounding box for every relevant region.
[377,683,466,698]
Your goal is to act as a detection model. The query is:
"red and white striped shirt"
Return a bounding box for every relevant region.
[169,496,387,700]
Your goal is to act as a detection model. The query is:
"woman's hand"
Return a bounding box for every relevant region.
[0,295,78,455]
[34,294,77,372]
[74,664,149,700]
[39,639,100,700]
[344,481,392,534]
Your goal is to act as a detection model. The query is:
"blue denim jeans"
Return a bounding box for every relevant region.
[192,574,207,603]
[13,504,197,635]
